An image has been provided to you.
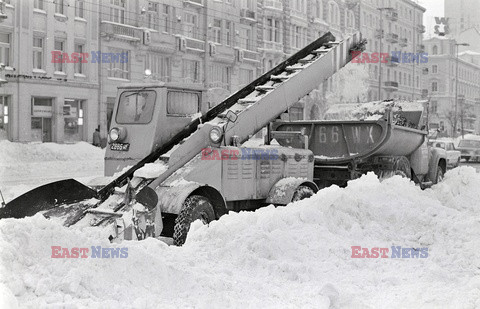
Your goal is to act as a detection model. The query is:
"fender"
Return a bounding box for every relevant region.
[155,182,227,217]
[266,178,318,205]
[428,147,447,181]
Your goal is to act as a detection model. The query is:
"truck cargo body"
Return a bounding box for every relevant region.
[272,112,443,188]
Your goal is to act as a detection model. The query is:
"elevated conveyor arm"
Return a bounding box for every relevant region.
[146,32,365,190]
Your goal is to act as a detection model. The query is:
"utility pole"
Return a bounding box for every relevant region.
[377,7,394,101]
[454,42,470,137]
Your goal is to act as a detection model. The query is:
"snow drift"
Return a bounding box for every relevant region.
[1,167,480,308]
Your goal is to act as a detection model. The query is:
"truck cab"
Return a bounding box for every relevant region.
[105,83,208,176]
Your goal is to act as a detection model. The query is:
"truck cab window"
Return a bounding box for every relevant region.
[116,90,156,124]
[167,91,199,116]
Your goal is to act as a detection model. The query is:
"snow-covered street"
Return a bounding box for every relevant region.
[0,141,480,308]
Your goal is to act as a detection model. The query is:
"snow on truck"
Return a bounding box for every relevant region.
[0,32,445,245]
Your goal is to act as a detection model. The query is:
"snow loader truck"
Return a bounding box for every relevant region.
[0,32,367,245]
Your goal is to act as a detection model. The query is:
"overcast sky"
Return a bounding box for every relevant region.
[418,0,445,38]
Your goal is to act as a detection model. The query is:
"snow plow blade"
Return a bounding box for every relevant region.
[0,179,97,219]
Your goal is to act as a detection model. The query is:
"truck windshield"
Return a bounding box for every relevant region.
[458,140,480,148]
[116,90,156,124]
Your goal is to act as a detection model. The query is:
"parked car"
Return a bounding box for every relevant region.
[457,139,480,162]
[428,140,461,167]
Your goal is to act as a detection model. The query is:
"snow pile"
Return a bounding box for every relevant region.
[1,168,480,307]
[0,141,104,202]
[0,140,104,163]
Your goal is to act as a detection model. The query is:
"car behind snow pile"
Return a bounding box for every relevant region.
[457,139,480,162]
[428,140,461,167]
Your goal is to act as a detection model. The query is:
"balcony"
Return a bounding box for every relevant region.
[177,35,205,53]
[183,0,203,8]
[417,24,426,33]
[385,33,398,43]
[291,10,307,20]
[239,48,260,62]
[260,41,284,54]
[384,81,399,92]
[417,44,425,53]
[240,9,256,23]
[101,21,142,43]
[399,38,408,47]
[385,10,398,22]
[264,0,283,11]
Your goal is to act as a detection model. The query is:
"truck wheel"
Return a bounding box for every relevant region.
[292,186,315,202]
[465,157,470,162]
[394,156,412,179]
[455,158,461,167]
[434,166,444,184]
[173,195,215,246]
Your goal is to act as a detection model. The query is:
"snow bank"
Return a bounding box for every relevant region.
[0,141,105,202]
[1,168,480,308]
[0,140,104,164]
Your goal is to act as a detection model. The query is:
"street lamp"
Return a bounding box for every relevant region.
[377,7,394,101]
[454,42,469,137]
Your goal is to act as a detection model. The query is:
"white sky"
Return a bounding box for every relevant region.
[418,0,445,38]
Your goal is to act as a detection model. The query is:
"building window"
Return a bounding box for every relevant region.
[74,43,85,74]
[315,0,322,19]
[213,19,222,44]
[432,45,438,55]
[239,68,253,88]
[432,81,438,92]
[225,21,232,46]
[110,0,125,24]
[33,37,44,70]
[209,64,231,90]
[145,54,171,82]
[182,59,201,83]
[0,96,9,133]
[184,12,200,39]
[266,18,281,43]
[54,39,65,72]
[64,99,85,142]
[432,65,437,73]
[146,2,159,30]
[75,0,85,18]
[34,0,45,10]
[328,1,339,25]
[0,33,10,67]
[108,49,129,79]
[55,0,64,14]
[161,4,171,33]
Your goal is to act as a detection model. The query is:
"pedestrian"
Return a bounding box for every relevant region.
[93,127,101,147]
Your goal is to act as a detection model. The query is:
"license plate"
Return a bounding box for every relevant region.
[110,143,130,151]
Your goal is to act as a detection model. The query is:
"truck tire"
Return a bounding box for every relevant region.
[434,165,444,184]
[292,186,315,202]
[394,156,412,179]
[173,195,215,246]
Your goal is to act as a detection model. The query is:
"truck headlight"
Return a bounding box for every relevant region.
[109,128,120,141]
[209,126,223,143]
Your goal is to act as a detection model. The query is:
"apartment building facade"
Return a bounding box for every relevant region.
[0,0,100,143]
[421,37,480,135]
[359,0,426,102]
[0,0,360,143]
